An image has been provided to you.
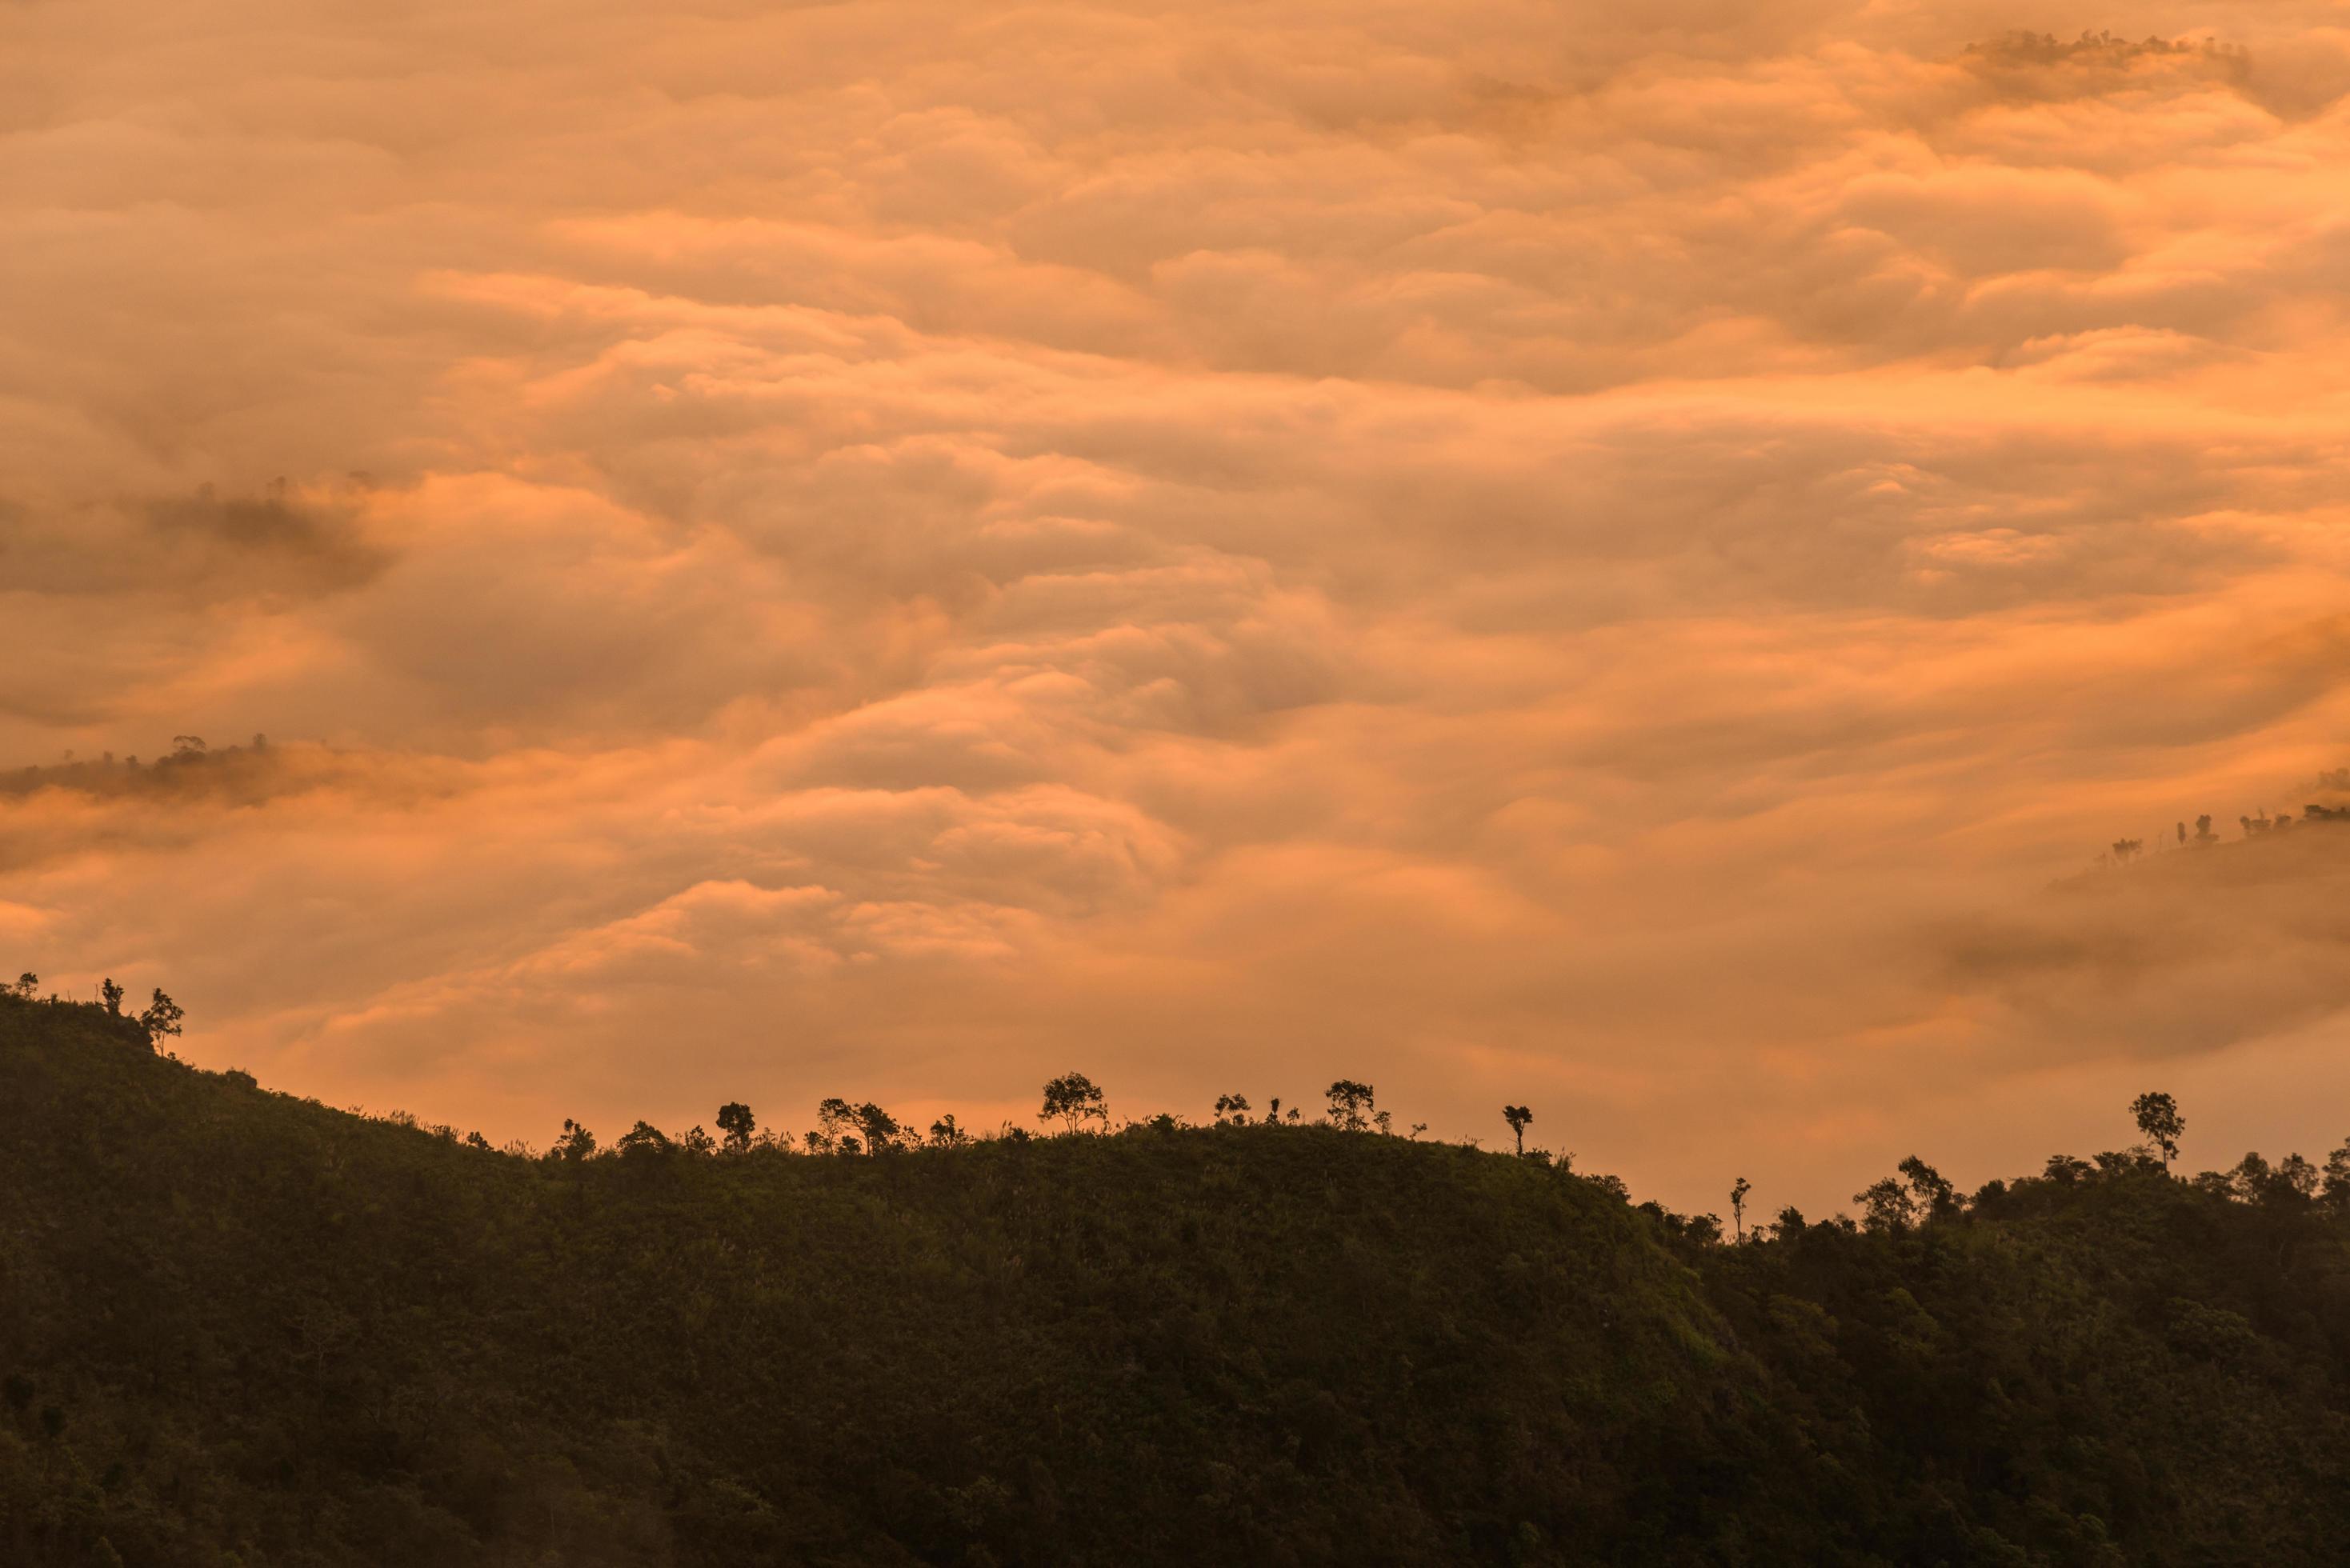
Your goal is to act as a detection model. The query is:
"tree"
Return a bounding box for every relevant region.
[814,1097,856,1154]
[2276,1152,2321,1202]
[7,973,34,999]
[1039,1072,1107,1135]
[2131,1090,2184,1169]
[1503,1105,1533,1155]
[1263,1097,1283,1126]
[2195,814,2215,843]
[716,1101,756,1154]
[852,1102,900,1154]
[2323,1136,2350,1212]
[552,1118,597,1162]
[1854,1177,1916,1234]
[100,978,124,1014]
[615,1120,673,1158]
[928,1114,970,1148]
[1213,1093,1251,1126]
[2228,1151,2272,1204]
[1730,1176,1752,1242]
[2176,821,2186,846]
[138,989,184,1047]
[1325,1080,1375,1132]
[1897,1155,1956,1218]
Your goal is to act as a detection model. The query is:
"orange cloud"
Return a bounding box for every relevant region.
[6,0,2350,1212]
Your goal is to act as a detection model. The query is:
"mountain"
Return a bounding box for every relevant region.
[3,993,2347,1566]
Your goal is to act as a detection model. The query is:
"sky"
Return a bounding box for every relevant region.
[6,0,2350,1214]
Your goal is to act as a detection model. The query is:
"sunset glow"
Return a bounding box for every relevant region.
[10,2,2350,1210]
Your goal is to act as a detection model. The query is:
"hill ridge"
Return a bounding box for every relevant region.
[5,994,2348,1566]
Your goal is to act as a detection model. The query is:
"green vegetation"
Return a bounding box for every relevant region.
[4,989,2348,1565]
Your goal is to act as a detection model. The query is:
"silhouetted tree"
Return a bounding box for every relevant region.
[100,978,124,1014]
[1325,1080,1375,1131]
[2131,1090,2184,1168]
[1503,1105,1532,1154]
[138,989,184,1047]
[552,1118,597,1162]
[7,973,34,999]
[2323,1137,2350,1211]
[1855,1177,1916,1234]
[852,1102,901,1154]
[1213,1093,1251,1126]
[815,1097,855,1154]
[1898,1156,1956,1218]
[2044,1154,2091,1183]
[615,1120,673,1158]
[1039,1072,1107,1134]
[2276,1152,2320,1201]
[716,1101,756,1154]
[1730,1176,1751,1242]
[2176,821,2186,846]
[2195,813,2216,842]
[2228,1151,2271,1203]
[928,1114,970,1148]
[1263,1097,1283,1126]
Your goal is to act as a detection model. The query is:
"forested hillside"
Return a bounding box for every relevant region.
[4,991,2348,1566]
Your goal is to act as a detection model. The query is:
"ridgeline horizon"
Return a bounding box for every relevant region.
[8,978,2350,1563]
[13,970,2339,1240]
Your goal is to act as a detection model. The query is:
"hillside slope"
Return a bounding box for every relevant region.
[3,995,2348,1566]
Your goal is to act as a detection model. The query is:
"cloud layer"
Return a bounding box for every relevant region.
[7,0,2350,1210]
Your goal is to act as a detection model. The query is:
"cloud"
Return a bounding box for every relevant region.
[6,0,2350,1210]
[1940,822,2350,1061]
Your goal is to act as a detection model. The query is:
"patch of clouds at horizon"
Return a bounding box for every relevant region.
[6,0,2350,1211]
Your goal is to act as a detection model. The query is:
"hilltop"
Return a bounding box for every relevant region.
[3,994,2348,1566]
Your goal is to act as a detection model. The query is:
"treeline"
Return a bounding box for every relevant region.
[4,974,182,1046]
[15,972,2344,1247]
[7,980,2350,1564]
[2103,799,2350,864]
[0,734,275,798]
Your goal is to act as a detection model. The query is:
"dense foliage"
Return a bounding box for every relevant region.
[5,992,2348,1565]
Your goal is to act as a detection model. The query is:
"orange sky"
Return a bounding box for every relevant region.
[7,1,2350,1213]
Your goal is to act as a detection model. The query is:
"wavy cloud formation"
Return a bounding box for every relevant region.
[6,1,2350,1208]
